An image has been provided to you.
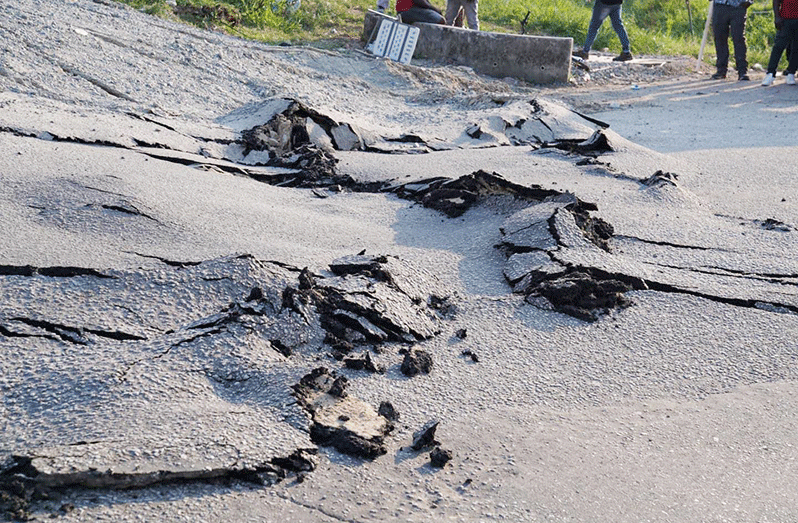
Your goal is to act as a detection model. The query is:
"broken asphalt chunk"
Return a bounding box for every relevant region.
[544,129,614,155]
[378,401,400,422]
[293,368,390,459]
[343,351,385,373]
[429,448,453,468]
[391,170,562,218]
[401,349,433,377]
[530,271,634,322]
[411,420,439,451]
[642,169,679,187]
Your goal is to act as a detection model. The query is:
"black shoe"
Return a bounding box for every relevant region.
[738,72,750,81]
[572,49,589,60]
[710,71,726,79]
[613,51,633,62]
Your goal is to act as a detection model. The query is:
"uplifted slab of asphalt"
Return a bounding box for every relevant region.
[1,0,797,522]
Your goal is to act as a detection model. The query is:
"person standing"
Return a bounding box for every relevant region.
[445,0,478,30]
[572,0,633,62]
[710,0,752,81]
[761,0,798,85]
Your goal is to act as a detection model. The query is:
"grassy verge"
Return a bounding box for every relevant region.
[122,0,786,69]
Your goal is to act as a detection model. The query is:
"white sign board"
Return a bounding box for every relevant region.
[371,19,419,65]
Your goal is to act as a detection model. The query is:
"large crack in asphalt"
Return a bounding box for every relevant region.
[1,254,448,520]
[3,93,796,520]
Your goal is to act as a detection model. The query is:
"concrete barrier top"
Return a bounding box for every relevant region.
[363,10,572,85]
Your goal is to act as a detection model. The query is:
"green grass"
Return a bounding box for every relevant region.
[123,0,786,69]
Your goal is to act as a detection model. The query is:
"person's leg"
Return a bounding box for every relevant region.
[404,6,445,24]
[786,19,798,76]
[583,1,611,52]
[712,3,731,75]
[607,4,630,52]
[765,26,789,75]
[454,7,464,27]
[462,0,478,30]
[730,5,748,76]
[444,0,462,26]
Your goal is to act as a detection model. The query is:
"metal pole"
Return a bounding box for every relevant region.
[697,0,713,71]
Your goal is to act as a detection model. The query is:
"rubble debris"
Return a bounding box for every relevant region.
[0,449,317,511]
[343,351,385,373]
[308,425,387,460]
[241,101,332,156]
[566,201,615,252]
[390,170,562,218]
[298,267,315,290]
[759,218,791,232]
[293,368,391,459]
[378,401,400,422]
[642,170,679,187]
[495,194,641,321]
[429,448,453,468]
[270,339,292,357]
[238,99,373,189]
[328,336,355,360]
[411,420,440,451]
[461,349,479,363]
[0,474,37,522]
[428,295,456,317]
[281,254,442,346]
[544,129,614,156]
[270,449,318,475]
[329,254,394,283]
[401,349,433,377]
[529,271,635,322]
[329,376,348,398]
[246,286,265,301]
[246,143,345,188]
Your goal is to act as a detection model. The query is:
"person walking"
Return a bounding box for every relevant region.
[572,0,633,62]
[710,0,752,81]
[761,0,798,85]
[445,0,478,30]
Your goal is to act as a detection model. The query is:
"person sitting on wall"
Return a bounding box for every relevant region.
[396,0,446,24]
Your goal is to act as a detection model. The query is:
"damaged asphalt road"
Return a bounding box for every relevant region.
[1,0,798,520]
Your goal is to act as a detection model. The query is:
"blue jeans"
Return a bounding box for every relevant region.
[582,0,630,53]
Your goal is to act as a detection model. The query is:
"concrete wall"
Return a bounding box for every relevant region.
[363,10,572,85]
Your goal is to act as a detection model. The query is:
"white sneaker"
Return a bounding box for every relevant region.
[761,73,774,86]
[787,73,797,85]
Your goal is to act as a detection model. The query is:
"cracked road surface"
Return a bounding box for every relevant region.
[1,0,797,521]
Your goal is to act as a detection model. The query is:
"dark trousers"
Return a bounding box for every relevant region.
[712,3,748,74]
[766,18,798,75]
[399,6,445,24]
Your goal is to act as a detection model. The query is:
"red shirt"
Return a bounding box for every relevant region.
[396,0,412,12]
[781,0,798,18]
